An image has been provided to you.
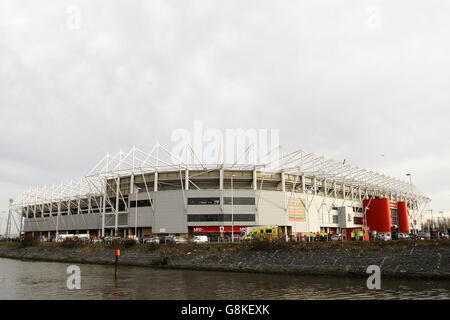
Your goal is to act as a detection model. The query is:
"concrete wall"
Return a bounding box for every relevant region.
[2,242,447,279]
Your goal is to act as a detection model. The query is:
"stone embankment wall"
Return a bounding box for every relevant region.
[0,241,448,279]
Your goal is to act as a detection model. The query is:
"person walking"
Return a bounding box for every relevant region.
[358,230,363,241]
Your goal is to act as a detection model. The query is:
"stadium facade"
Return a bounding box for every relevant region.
[8,144,430,239]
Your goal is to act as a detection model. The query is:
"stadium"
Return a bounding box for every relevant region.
[7,143,430,240]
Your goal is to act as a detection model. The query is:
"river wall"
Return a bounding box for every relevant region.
[0,241,449,279]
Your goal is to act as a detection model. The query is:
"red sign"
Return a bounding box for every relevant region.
[114,250,120,256]
[192,226,248,233]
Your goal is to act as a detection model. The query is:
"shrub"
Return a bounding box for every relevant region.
[245,239,291,251]
[60,238,84,248]
[19,238,39,248]
[141,243,157,251]
[122,240,138,248]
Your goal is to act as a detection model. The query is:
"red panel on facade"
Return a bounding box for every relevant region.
[192,226,248,233]
[397,201,410,233]
[363,198,391,233]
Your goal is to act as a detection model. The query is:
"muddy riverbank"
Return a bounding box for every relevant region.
[0,240,449,279]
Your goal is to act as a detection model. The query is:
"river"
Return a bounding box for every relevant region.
[0,257,448,300]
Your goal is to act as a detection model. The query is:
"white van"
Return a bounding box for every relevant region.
[73,234,90,241]
[192,235,208,243]
[56,234,74,242]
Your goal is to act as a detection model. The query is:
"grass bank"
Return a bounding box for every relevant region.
[2,238,449,254]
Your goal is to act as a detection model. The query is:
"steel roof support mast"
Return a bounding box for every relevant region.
[406,173,414,231]
[6,199,13,238]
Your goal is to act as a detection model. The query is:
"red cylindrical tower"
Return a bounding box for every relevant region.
[397,201,409,233]
[363,198,391,233]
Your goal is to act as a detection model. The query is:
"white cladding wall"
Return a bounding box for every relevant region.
[128,192,155,228]
[129,190,186,232]
[23,214,102,232]
[186,189,256,227]
[152,190,186,234]
[338,207,364,229]
[23,189,387,234]
[129,189,259,229]
[186,189,222,216]
[255,190,362,233]
[305,193,361,232]
[256,190,286,226]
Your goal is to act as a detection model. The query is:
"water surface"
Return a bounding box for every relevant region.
[0,258,448,300]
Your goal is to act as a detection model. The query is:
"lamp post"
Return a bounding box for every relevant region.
[135,187,141,240]
[305,187,310,238]
[231,174,236,243]
[304,185,321,242]
[406,173,412,187]
[442,211,447,233]
[427,209,433,232]
[292,167,301,242]
[406,173,415,232]
[304,185,315,242]
[363,206,369,229]
[6,199,13,238]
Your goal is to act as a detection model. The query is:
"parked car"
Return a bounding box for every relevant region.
[376,233,391,241]
[437,232,449,239]
[192,235,208,243]
[208,234,220,243]
[330,234,341,241]
[159,235,175,244]
[397,233,410,240]
[417,232,431,240]
[409,233,418,239]
[224,234,241,242]
[174,236,188,244]
[102,236,121,244]
[143,237,160,244]
[430,231,439,239]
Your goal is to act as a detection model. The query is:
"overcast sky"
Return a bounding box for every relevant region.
[1,0,450,232]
